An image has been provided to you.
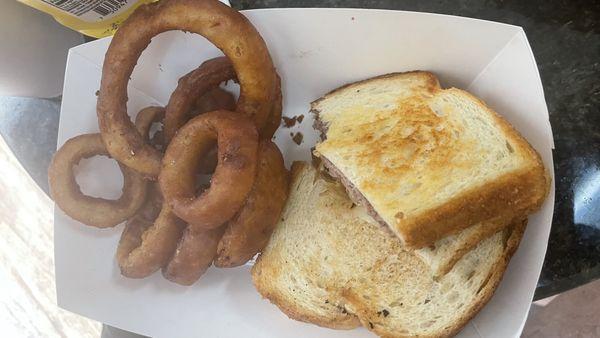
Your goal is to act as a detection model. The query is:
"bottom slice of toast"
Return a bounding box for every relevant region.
[252,162,526,338]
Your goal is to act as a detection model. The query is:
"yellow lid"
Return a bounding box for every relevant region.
[17,0,155,38]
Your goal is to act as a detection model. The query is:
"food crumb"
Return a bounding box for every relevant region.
[282,116,296,128]
[291,132,303,145]
[281,114,305,128]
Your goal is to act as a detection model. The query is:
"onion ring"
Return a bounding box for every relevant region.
[189,74,280,174]
[48,107,161,228]
[197,146,219,175]
[195,88,237,173]
[117,107,189,278]
[97,0,277,179]
[163,57,237,174]
[48,134,147,228]
[193,87,236,117]
[260,74,283,140]
[134,106,165,142]
[163,56,237,144]
[135,105,165,151]
[159,110,258,229]
[162,226,225,285]
[117,200,186,278]
[215,141,289,267]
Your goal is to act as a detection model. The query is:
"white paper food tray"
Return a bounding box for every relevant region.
[55,8,555,338]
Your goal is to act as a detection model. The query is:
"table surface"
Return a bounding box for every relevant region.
[1,0,598,301]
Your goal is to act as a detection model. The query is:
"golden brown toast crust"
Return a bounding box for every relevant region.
[312,71,440,109]
[251,275,362,330]
[401,166,546,248]
[311,71,441,136]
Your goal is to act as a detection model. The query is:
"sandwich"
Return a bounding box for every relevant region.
[252,163,526,337]
[252,72,550,337]
[311,72,549,248]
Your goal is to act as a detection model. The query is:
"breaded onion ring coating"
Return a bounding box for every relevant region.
[215,141,289,267]
[159,110,258,229]
[117,199,186,278]
[97,0,277,179]
[162,226,225,285]
[193,87,236,117]
[48,107,161,228]
[260,74,283,140]
[163,57,237,144]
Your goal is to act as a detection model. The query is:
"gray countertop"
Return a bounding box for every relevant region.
[2,0,598,301]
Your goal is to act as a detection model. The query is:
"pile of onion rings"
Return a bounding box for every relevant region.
[49,0,289,286]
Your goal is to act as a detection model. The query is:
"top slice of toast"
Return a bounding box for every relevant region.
[312,72,549,248]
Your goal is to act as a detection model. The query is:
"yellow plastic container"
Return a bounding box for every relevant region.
[17,0,155,38]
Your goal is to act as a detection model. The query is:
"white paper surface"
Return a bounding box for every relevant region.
[55,8,555,338]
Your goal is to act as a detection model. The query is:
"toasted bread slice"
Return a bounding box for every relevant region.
[312,72,548,248]
[252,163,526,337]
[414,215,513,278]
